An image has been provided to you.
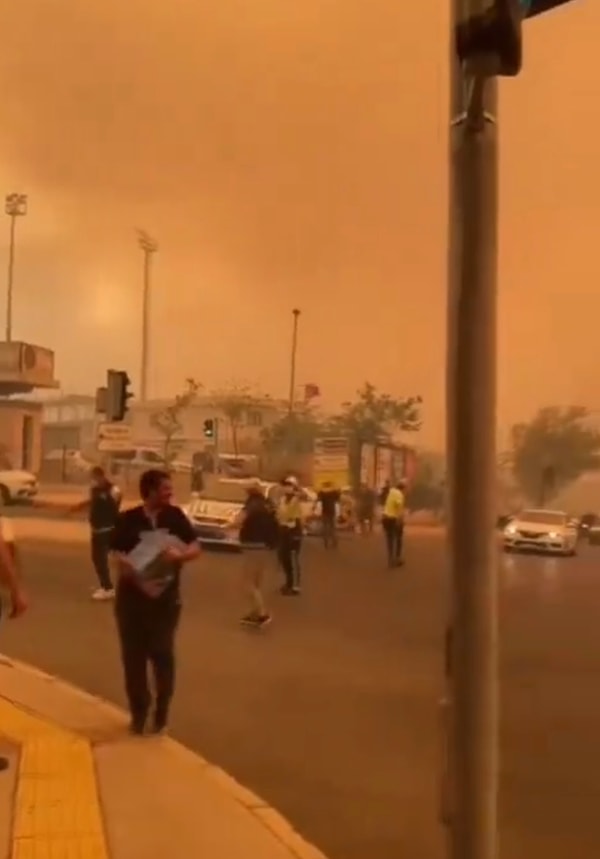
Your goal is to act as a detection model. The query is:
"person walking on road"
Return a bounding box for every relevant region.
[316,481,341,549]
[277,477,304,595]
[0,517,27,772]
[356,483,377,535]
[110,469,200,736]
[69,466,122,601]
[234,480,278,628]
[381,479,406,567]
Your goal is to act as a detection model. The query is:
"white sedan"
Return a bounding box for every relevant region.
[503,509,578,556]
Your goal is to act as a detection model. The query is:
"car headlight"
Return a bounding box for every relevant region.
[548,531,558,539]
[505,526,516,535]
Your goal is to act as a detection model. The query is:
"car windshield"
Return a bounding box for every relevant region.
[520,510,566,526]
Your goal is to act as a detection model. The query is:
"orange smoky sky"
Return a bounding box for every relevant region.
[0,1,595,446]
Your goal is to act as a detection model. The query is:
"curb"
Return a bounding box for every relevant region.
[0,655,329,859]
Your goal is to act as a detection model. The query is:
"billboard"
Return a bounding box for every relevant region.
[313,436,350,489]
[0,342,57,389]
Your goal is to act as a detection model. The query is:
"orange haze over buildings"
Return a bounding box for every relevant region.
[0,1,595,446]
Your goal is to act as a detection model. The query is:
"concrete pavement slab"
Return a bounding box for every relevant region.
[0,738,18,859]
[0,656,329,859]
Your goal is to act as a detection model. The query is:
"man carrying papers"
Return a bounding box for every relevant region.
[110,469,200,736]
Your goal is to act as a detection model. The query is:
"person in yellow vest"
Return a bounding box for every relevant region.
[276,476,304,595]
[381,479,406,567]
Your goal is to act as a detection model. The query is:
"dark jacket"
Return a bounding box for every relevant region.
[89,481,121,531]
[239,494,279,548]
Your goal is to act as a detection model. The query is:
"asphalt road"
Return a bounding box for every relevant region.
[2,532,600,859]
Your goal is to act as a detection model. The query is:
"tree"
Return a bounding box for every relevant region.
[261,409,322,456]
[210,383,260,455]
[330,382,422,443]
[329,382,422,486]
[510,406,600,505]
[405,452,445,516]
[149,378,201,464]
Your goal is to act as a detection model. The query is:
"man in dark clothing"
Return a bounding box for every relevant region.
[235,480,278,628]
[316,481,341,549]
[356,483,377,535]
[276,477,304,595]
[70,466,122,600]
[110,469,200,736]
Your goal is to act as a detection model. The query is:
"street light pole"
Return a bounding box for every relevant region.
[444,1,499,857]
[5,193,28,343]
[136,229,158,403]
[288,308,301,415]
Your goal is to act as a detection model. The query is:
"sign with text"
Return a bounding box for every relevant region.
[97,422,132,452]
[313,436,349,490]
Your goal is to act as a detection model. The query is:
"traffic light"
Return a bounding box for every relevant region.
[455,0,578,77]
[455,0,523,76]
[203,419,215,439]
[106,370,133,422]
[525,0,577,17]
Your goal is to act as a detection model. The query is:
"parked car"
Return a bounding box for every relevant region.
[578,512,598,540]
[0,469,38,504]
[112,448,191,473]
[503,508,578,556]
[180,483,246,547]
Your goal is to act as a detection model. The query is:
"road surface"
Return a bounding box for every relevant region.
[2,531,600,859]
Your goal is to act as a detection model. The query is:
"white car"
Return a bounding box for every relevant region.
[503,509,578,556]
[0,469,38,504]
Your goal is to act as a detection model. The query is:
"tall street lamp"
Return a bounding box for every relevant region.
[136,229,158,402]
[288,308,301,415]
[5,193,28,343]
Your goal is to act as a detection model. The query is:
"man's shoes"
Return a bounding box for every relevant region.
[240,611,261,625]
[240,612,272,629]
[0,756,9,772]
[91,587,115,601]
[128,714,147,735]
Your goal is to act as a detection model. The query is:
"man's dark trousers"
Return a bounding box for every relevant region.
[115,590,181,727]
[382,517,400,566]
[91,530,113,590]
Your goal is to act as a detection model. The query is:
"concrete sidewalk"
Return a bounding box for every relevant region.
[0,656,327,859]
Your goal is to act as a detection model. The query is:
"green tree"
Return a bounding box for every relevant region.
[510,406,600,505]
[210,383,260,455]
[330,382,422,443]
[261,409,322,456]
[149,378,201,464]
[329,383,422,485]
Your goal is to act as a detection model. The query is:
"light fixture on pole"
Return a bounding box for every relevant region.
[136,229,158,402]
[288,308,301,415]
[5,193,28,343]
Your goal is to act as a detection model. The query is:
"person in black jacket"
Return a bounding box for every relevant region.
[69,466,122,600]
[235,480,278,628]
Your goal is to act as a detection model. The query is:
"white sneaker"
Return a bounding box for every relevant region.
[91,588,115,601]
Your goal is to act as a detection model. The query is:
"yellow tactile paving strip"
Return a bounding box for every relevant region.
[0,696,109,858]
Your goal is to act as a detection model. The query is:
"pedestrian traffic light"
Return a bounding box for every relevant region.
[203,419,215,439]
[106,370,133,422]
[455,0,578,77]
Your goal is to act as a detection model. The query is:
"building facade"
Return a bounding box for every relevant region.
[41,393,286,459]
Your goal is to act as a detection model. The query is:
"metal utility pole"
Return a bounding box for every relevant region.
[288,308,301,415]
[136,229,158,402]
[444,1,499,857]
[4,193,28,343]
